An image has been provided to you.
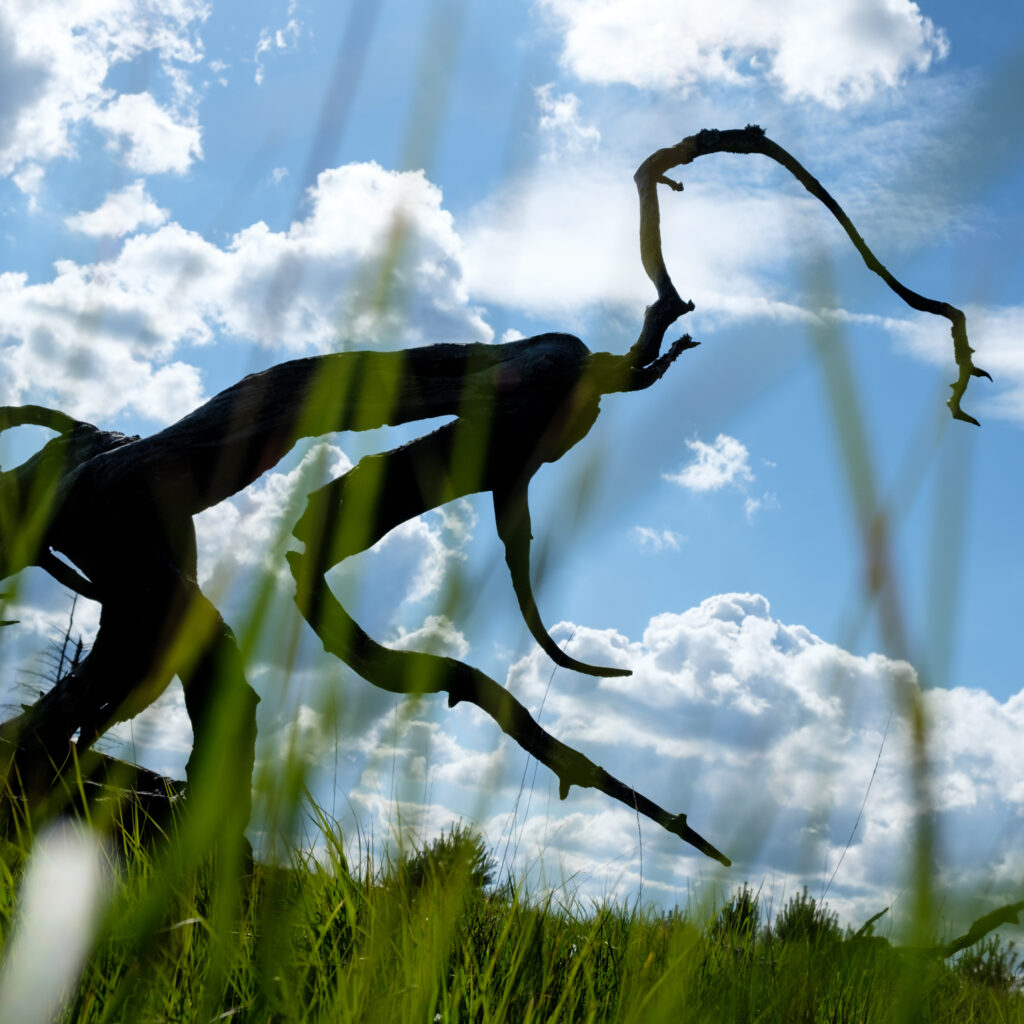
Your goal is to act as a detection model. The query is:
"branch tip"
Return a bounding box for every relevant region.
[636,126,988,425]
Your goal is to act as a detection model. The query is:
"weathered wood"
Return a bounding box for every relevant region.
[0,729,183,844]
[0,127,984,865]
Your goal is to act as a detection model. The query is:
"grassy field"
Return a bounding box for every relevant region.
[0,809,1020,1024]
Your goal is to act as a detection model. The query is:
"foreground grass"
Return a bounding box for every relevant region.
[0,815,1020,1024]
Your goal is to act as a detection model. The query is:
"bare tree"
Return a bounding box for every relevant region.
[0,127,987,865]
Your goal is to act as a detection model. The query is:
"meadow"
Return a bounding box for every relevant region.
[0,802,1020,1024]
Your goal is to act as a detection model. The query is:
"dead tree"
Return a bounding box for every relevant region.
[0,127,988,865]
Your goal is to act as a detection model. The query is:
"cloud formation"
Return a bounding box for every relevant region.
[535,84,601,159]
[664,434,754,492]
[0,0,208,186]
[463,159,824,321]
[254,0,303,86]
[486,594,1024,923]
[540,0,948,108]
[0,162,491,422]
[240,589,1024,926]
[91,92,202,175]
[630,526,686,552]
[65,181,169,238]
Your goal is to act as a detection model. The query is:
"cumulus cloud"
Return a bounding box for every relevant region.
[102,684,194,776]
[0,0,208,183]
[0,161,491,422]
[91,92,202,174]
[65,180,169,237]
[664,433,754,492]
[195,442,353,590]
[272,590,1024,922]
[69,578,1024,927]
[539,0,948,108]
[330,496,478,618]
[472,593,1024,922]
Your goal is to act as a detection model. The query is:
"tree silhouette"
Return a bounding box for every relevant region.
[0,127,987,865]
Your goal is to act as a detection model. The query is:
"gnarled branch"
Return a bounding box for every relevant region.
[631,125,990,423]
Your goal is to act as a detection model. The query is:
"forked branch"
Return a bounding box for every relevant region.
[287,545,731,865]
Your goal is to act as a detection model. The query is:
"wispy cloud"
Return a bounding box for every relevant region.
[535,83,600,159]
[254,1,303,85]
[630,526,687,552]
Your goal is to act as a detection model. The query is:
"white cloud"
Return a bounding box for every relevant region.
[65,180,169,237]
[91,92,202,174]
[254,1,302,86]
[744,491,779,521]
[480,593,1024,922]
[390,615,470,659]
[540,0,948,108]
[0,0,208,183]
[11,163,44,199]
[276,590,1024,922]
[535,83,600,159]
[0,161,491,423]
[664,434,753,492]
[71,577,1024,926]
[630,526,686,552]
[102,683,194,774]
[463,156,825,321]
[195,442,353,590]
[213,163,491,351]
[332,496,477,615]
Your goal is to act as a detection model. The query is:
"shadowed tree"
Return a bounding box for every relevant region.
[0,127,987,865]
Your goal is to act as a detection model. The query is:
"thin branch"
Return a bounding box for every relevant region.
[632,125,990,423]
[287,546,730,866]
[0,405,87,436]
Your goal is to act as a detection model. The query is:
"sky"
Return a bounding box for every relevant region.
[0,0,1022,931]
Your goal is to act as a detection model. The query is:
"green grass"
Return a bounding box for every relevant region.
[0,813,1019,1023]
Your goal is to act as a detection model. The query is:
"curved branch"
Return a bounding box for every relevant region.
[493,483,631,678]
[633,125,990,423]
[0,405,88,436]
[287,546,729,865]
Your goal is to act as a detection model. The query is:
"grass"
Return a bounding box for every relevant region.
[0,810,1020,1023]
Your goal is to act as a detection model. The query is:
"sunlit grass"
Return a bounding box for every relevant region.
[0,811,1020,1023]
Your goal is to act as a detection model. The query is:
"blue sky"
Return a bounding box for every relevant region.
[1,0,1022,928]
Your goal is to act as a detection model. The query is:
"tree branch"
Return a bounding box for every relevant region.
[287,545,730,865]
[631,125,990,423]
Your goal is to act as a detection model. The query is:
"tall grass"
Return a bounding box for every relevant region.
[0,813,1020,1023]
